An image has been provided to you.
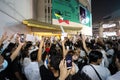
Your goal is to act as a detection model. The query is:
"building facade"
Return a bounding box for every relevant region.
[29,0,92,36]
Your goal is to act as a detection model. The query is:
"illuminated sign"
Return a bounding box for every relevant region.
[52,0,92,27]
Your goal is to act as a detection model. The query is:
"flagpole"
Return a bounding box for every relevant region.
[60,25,65,33]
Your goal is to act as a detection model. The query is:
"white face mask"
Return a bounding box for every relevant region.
[0,60,8,72]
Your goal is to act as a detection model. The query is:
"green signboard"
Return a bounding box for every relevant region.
[52,0,92,27]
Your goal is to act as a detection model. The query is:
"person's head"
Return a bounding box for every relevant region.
[21,41,32,58]
[106,41,113,49]
[45,42,50,48]
[89,50,103,65]
[67,50,79,61]
[115,51,120,69]
[49,53,63,70]
[86,42,92,50]
[90,39,95,44]
[30,50,38,61]
[72,71,92,80]
[25,41,33,50]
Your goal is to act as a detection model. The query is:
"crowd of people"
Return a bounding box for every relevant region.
[0,32,120,80]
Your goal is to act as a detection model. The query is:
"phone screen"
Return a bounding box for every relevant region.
[65,54,72,69]
[20,34,25,43]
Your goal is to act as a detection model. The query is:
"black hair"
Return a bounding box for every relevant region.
[42,51,48,62]
[85,42,92,49]
[49,43,62,56]
[106,41,113,47]
[49,52,63,70]
[2,43,16,57]
[21,41,32,58]
[30,50,38,61]
[3,43,16,53]
[90,39,95,44]
[24,41,32,49]
[72,71,92,80]
[67,50,75,56]
[89,50,103,63]
[48,43,63,70]
[49,44,56,55]
[74,39,83,49]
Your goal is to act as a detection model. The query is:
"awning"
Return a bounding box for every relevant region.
[22,19,82,31]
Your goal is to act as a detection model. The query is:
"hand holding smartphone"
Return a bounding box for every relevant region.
[65,54,72,69]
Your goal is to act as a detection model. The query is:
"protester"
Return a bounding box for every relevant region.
[0,32,120,80]
[107,51,120,80]
[0,32,24,80]
[82,50,111,80]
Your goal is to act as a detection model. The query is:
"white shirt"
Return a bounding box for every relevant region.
[24,62,41,80]
[82,64,111,80]
[74,62,79,73]
[23,57,31,68]
[107,71,120,80]
[107,49,114,56]
[100,49,109,67]
[80,50,86,57]
[107,49,114,64]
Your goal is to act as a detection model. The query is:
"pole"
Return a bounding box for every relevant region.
[60,25,65,33]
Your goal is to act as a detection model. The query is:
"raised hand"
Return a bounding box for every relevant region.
[81,34,87,41]
[70,62,76,75]
[59,59,71,80]
[18,37,25,46]
[1,32,8,42]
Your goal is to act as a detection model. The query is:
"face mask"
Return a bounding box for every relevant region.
[0,60,8,72]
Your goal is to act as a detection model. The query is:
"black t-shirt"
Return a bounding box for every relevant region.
[40,65,58,80]
[0,57,12,80]
[72,71,92,80]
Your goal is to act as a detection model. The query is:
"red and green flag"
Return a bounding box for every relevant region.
[54,13,69,24]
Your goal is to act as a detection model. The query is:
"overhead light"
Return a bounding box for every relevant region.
[103,15,112,20]
[103,32,116,37]
[102,23,116,28]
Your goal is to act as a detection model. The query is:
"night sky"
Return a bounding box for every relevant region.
[92,0,120,23]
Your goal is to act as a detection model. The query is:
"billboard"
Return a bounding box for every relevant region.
[52,0,92,27]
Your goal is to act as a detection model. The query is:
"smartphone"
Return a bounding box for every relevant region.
[65,54,72,69]
[20,34,25,43]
